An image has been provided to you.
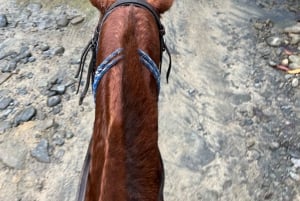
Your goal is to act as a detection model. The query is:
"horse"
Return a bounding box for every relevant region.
[75,0,173,200]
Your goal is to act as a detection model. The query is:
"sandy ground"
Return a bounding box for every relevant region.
[1,0,300,200]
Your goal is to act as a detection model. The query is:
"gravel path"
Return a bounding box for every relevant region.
[1,0,300,200]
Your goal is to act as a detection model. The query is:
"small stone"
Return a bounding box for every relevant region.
[31,139,50,163]
[284,23,300,33]
[0,97,13,110]
[52,133,65,146]
[14,106,36,126]
[268,60,277,67]
[289,33,300,45]
[246,139,255,148]
[65,131,74,139]
[0,50,16,60]
[0,141,27,170]
[289,171,300,181]
[0,108,13,120]
[269,142,280,150]
[291,78,299,87]
[285,74,294,80]
[52,105,62,115]
[54,149,65,159]
[53,46,65,56]
[0,14,8,27]
[289,63,300,70]
[1,61,17,73]
[26,3,42,12]
[35,118,56,131]
[281,58,289,66]
[47,95,61,107]
[291,158,300,168]
[0,121,12,133]
[28,56,36,63]
[56,15,69,27]
[0,141,27,169]
[69,58,80,65]
[50,84,66,94]
[266,36,282,47]
[288,55,300,69]
[70,16,84,25]
[39,43,50,51]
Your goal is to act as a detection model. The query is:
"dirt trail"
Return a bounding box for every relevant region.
[1,0,300,200]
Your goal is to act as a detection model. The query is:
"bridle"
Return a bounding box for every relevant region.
[75,0,172,105]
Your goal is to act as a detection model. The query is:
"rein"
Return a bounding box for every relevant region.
[75,0,172,105]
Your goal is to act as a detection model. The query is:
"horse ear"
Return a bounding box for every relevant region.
[90,0,116,14]
[146,0,174,14]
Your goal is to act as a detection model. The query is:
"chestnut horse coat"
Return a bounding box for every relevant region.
[76,1,173,201]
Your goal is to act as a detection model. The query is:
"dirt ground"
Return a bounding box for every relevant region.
[1,0,300,200]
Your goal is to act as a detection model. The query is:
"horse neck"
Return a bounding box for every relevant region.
[90,7,163,201]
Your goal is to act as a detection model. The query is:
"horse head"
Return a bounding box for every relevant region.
[90,0,173,14]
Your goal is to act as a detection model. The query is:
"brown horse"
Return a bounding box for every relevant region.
[76,0,173,201]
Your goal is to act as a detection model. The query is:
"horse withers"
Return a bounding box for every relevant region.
[76,0,173,201]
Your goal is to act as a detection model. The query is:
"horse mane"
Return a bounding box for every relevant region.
[77,1,173,200]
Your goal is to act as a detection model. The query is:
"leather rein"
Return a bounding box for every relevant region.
[75,0,172,105]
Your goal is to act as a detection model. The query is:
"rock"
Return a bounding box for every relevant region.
[50,84,66,94]
[28,56,36,63]
[0,108,13,120]
[47,95,61,107]
[56,15,69,27]
[269,142,280,150]
[39,43,50,51]
[0,50,16,60]
[268,60,277,67]
[0,14,8,27]
[14,106,36,126]
[26,2,42,12]
[65,131,74,139]
[53,46,65,56]
[1,61,17,73]
[31,139,50,163]
[14,47,31,62]
[289,33,300,45]
[246,139,255,148]
[281,58,289,66]
[0,97,13,110]
[289,63,300,70]
[231,93,251,105]
[37,17,54,30]
[266,36,282,47]
[291,78,299,87]
[16,87,28,95]
[284,23,300,34]
[52,105,62,115]
[69,58,81,65]
[289,171,300,181]
[0,140,27,169]
[0,38,22,60]
[52,133,65,146]
[70,16,84,25]
[35,118,56,131]
[288,55,300,65]
[0,121,12,133]
[291,158,300,168]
